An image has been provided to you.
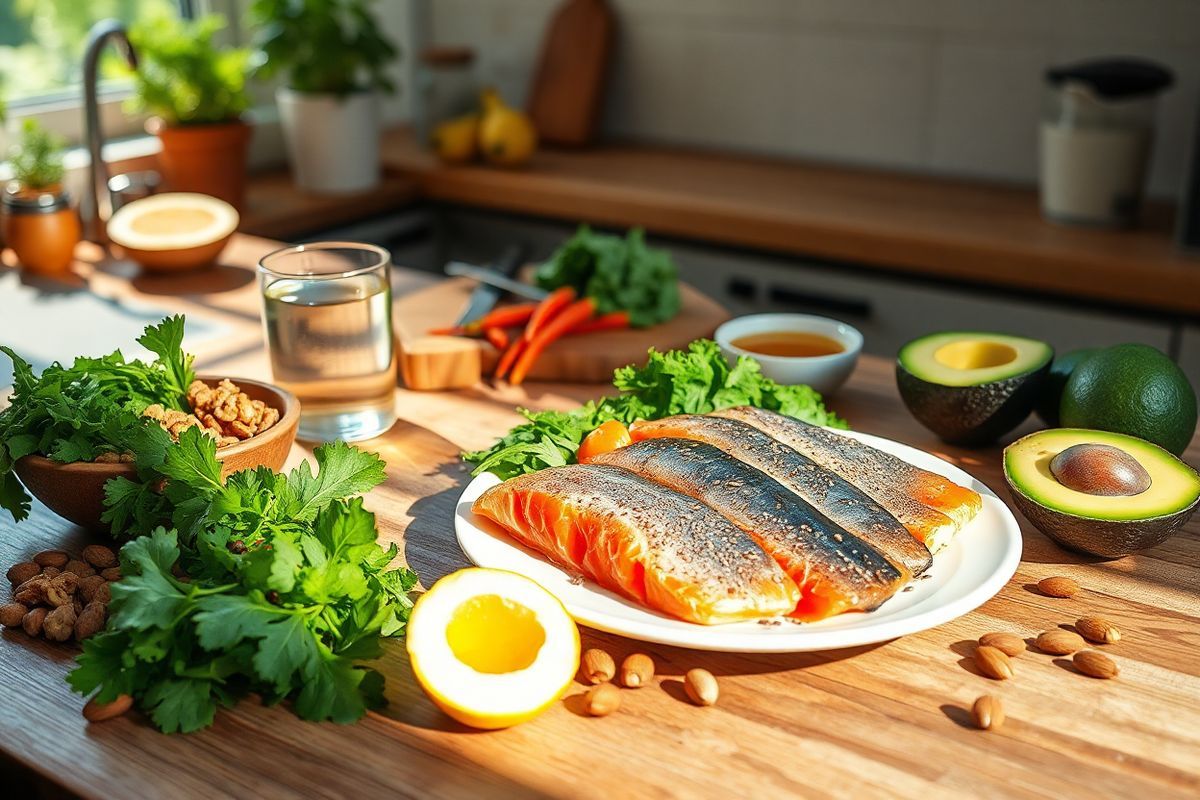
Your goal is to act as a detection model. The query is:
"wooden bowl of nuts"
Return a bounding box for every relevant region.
[13,376,299,531]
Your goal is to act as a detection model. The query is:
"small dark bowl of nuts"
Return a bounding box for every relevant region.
[13,376,299,531]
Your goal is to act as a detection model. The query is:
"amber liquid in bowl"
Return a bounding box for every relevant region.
[730,331,845,358]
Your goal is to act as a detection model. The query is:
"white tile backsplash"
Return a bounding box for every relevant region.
[427,0,1200,197]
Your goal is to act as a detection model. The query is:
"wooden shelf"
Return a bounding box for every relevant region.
[381,127,1199,316]
[237,168,420,241]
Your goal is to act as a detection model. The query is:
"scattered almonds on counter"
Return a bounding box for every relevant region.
[974,646,1014,680]
[4,546,116,643]
[584,683,621,717]
[978,632,1025,658]
[684,669,719,706]
[620,653,655,689]
[1073,650,1119,679]
[1075,616,1121,644]
[971,695,1004,731]
[82,693,133,724]
[1037,576,1080,598]
[1035,630,1086,655]
[582,648,615,685]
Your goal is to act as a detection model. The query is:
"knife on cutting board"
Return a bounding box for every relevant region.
[453,244,530,326]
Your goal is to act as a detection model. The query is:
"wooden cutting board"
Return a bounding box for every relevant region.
[394,278,730,385]
[526,0,615,146]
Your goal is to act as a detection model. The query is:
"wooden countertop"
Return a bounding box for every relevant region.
[1,236,1198,798]
[382,128,1200,317]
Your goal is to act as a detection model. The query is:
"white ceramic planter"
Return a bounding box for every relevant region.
[276,88,381,194]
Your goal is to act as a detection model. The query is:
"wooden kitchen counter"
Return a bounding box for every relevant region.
[1,236,1198,799]
[382,127,1200,317]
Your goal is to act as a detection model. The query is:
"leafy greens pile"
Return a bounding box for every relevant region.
[69,427,417,733]
[0,316,195,523]
[534,226,680,328]
[464,339,846,479]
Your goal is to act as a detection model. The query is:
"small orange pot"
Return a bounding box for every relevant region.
[1,183,82,277]
[150,118,252,210]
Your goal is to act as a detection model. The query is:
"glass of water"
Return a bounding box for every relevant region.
[259,242,396,442]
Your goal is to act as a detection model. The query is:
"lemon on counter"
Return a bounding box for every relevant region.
[431,113,480,164]
[407,568,579,729]
[478,88,538,167]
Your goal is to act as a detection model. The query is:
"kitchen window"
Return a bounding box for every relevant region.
[0,0,202,148]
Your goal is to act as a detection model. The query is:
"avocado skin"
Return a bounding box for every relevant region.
[896,361,1049,446]
[1035,348,1097,427]
[1006,483,1198,559]
[1060,344,1197,456]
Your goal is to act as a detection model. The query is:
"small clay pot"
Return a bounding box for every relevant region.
[13,377,299,531]
[1,183,81,276]
[149,118,252,210]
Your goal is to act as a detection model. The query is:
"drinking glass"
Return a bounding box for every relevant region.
[259,242,396,442]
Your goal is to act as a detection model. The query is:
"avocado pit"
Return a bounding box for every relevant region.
[1049,443,1151,497]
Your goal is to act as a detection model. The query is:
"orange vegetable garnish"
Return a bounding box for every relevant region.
[576,420,632,463]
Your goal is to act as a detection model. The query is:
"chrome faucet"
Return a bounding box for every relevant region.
[81,19,138,243]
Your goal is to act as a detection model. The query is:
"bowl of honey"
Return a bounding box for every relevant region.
[715,313,863,395]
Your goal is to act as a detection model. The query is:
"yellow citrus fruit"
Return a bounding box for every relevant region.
[478,88,538,167]
[430,113,479,164]
[406,568,579,729]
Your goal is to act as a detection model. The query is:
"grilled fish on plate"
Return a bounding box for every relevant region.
[714,407,982,553]
[629,415,933,577]
[594,438,907,620]
[471,464,800,625]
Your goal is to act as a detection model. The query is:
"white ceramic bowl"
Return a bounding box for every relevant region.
[715,313,863,395]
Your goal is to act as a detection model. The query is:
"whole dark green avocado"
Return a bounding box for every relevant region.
[1060,343,1197,455]
[1036,348,1097,427]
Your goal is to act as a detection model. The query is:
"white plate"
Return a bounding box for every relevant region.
[454,429,1022,653]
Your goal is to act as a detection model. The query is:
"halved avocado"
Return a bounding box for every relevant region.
[1004,428,1200,558]
[896,332,1053,445]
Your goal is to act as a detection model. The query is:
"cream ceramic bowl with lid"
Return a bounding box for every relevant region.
[715,313,863,395]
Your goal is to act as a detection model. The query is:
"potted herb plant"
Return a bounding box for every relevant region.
[1,119,80,277]
[126,14,253,208]
[249,0,398,193]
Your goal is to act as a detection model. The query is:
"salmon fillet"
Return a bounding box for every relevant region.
[594,438,907,620]
[472,464,800,624]
[714,407,982,553]
[630,415,933,576]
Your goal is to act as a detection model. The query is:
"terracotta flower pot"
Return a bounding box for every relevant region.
[0,182,82,277]
[149,118,252,210]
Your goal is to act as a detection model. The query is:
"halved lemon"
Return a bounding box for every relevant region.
[407,568,580,729]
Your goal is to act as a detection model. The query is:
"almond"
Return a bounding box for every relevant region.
[33,550,69,569]
[974,645,1014,680]
[82,544,118,570]
[978,632,1025,657]
[620,653,655,688]
[6,561,40,587]
[1037,576,1079,598]
[0,602,28,627]
[1073,650,1118,679]
[83,693,133,723]
[684,668,719,706]
[971,695,1004,731]
[1035,629,1086,655]
[581,648,615,684]
[583,683,621,716]
[63,559,95,578]
[22,607,48,637]
[1075,616,1120,644]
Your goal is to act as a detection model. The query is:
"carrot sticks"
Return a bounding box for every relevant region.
[509,298,596,385]
[567,310,630,336]
[523,287,576,342]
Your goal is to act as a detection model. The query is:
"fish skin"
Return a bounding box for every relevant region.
[630,415,933,577]
[594,438,907,620]
[715,406,981,553]
[472,464,800,625]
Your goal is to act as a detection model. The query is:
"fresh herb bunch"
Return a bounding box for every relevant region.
[8,118,65,190]
[464,339,846,479]
[0,316,195,523]
[70,427,417,733]
[534,226,680,328]
[248,0,398,96]
[126,14,252,126]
